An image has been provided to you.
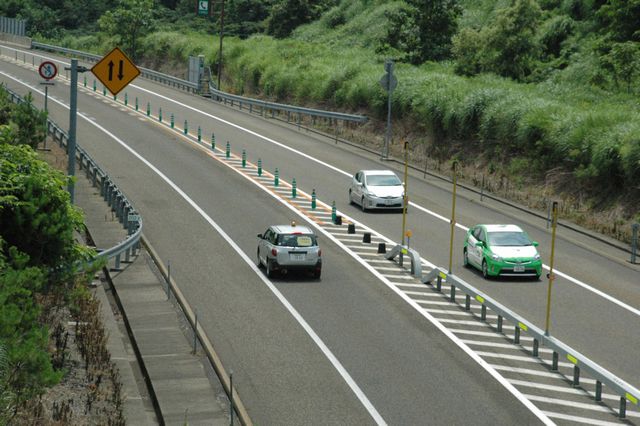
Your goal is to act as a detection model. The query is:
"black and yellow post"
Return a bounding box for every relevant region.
[545,201,559,336]
[448,161,458,273]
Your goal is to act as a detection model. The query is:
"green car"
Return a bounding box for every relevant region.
[463,224,542,279]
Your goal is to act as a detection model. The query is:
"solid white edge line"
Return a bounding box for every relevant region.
[0,72,387,425]
[7,47,637,319]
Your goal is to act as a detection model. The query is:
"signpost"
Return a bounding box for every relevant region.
[38,61,57,150]
[198,0,209,16]
[91,47,141,96]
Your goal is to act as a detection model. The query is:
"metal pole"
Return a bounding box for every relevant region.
[216,0,226,91]
[67,59,79,204]
[545,201,559,335]
[383,60,393,159]
[43,85,48,149]
[401,142,409,246]
[631,223,639,264]
[448,162,458,273]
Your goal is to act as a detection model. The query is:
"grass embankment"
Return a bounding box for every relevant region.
[55,2,640,242]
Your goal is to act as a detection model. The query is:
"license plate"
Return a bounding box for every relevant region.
[290,253,305,261]
[514,265,525,272]
[385,199,395,205]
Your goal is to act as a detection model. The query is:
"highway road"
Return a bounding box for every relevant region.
[2,44,638,425]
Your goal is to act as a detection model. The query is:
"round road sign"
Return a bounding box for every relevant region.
[39,61,58,80]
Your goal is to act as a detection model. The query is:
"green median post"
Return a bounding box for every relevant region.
[103,86,106,96]
[135,97,138,111]
[274,168,279,187]
[242,149,246,167]
[83,75,87,87]
[113,93,117,101]
[292,178,297,198]
[184,120,188,135]
[171,113,174,128]
[159,108,163,122]
[211,133,215,150]
[198,126,202,142]
[331,201,336,222]
[93,79,96,91]
[146,102,150,116]
[226,141,230,158]
[125,93,128,106]
[257,158,262,176]
[311,189,316,209]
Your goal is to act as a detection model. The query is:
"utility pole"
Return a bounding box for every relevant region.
[379,59,397,159]
[217,0,226,91]
[65,59,87,204]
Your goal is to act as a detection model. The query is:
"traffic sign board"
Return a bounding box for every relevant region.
[198,0,209,15]
[39,61,57,80]
[379,73,398,92]
[91,47,141,96]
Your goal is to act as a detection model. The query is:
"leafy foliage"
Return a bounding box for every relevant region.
[98,0,155,60]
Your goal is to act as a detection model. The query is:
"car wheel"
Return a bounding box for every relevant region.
[313,269,321,279]
[463,249,469,268]
[266,260,275,278]
[482,260,490,279]
[361,196,367,212]
[257,248,262,268]
[348,189,353,205]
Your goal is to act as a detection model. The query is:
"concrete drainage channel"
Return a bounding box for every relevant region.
[3,50,638,423]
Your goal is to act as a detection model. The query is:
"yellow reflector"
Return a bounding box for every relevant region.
[567,354,578,365]
[627,392,638,405]
[518,322,528,331]
[439,271,447,279]
[476,295,485,304]
[401,248,408,255]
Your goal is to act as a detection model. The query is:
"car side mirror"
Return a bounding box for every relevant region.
[532,241,539,247]
[257,234,263,239]
[476,241,484,247]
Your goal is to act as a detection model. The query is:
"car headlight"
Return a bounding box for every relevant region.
[534,253,541,260]
[490,253,502,262]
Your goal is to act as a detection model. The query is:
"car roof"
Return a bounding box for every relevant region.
[360,170,397,176]
[271,224,315,234]
[481,224,524,233]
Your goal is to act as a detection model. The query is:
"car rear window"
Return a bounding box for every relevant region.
[366,174,401,186]
[487,231,531,246]
[278,234,317,247]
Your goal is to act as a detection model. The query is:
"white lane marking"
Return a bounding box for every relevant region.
[525,394,639,417]
[429,311,500,320]
[434,319,496,327]
[460,339,551,352]
[0,72,387,425]
[543,411,627,426]
[509,380,619,400]
[492,365,597,384]
[476,352,574,368]
[451,329,534,341]
[416,300,468,307]
[0,67,554,425]
[394,283,431,288]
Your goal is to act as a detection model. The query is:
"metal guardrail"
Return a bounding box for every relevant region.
[208,83,368,124]
[31,41,198,92]
[4,86,142,270]
[28,41,367,124]
[422,267,640,419]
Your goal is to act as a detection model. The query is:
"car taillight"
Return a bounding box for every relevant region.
[318,249,322,257]
[271,248,277,256]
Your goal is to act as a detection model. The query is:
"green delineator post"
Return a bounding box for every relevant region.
[159,108,163,122]
[83,75,87,87]
[331,201,336,222]
[198,126,202,142]
[274,168,279,187]
[171,113,174,128]
[184,120,188,135]
[103,87,106,96]
[242,149,246,167]
[257,158,262,176]
[226,141,231,158]
[135,97,138,111]
[146,102,150,116]
[292,178,297,198]
[211,133,216,150]
[311,189,317,209]
[93,80,96,91]
[124,93,128,106]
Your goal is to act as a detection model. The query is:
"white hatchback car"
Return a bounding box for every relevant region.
[348,170,405,212]
[257,223,322,278]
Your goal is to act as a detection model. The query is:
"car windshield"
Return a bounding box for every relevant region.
[366,174,401,186]
[487,231,531,246]
[277,234,317,247]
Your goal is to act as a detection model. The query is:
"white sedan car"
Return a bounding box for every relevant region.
[348,170,405,212]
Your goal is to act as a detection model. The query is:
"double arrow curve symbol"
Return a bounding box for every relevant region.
[107,60,125,81]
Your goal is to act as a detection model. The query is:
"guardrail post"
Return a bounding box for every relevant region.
[450,285,456,302]
[92,168,97,187]
[436,274,442,292]
[497,315,503,332]
[631,223,638,263]
[619,397,626,419]
[552,351,559,370]
[481,305,487,320]
[514,325,520,344]
[532,338,539,357]
[595,380,602,401]
[465,295,470,311]
[114,253,121,270]
[573,365,580,387]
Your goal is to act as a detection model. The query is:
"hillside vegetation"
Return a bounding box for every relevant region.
[5,0,639,240]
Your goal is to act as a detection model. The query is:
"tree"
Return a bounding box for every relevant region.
[9,93,47,150]
[98,0,155,60]
[597,0,640,42]
[606,42,640,93]
[266,0,313,38]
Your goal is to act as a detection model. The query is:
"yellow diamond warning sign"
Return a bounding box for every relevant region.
[91,47,140,95]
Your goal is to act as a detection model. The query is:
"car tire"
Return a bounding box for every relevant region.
[482,260,490,279]
[266,260,275,278]
[313,269,321,279]
[257,248,262,268]
[463,249,469,268]
[348,190,353,205]
[361,196,367,212]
